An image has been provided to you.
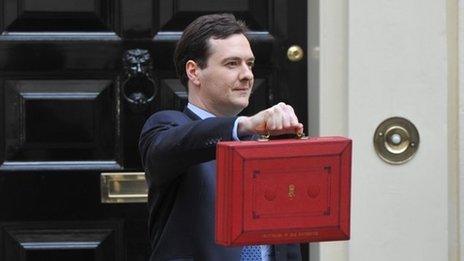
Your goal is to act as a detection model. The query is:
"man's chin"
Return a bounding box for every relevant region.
[227,100,249,115]
[235,100,249,110]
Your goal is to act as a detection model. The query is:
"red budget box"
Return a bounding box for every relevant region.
[215,136,352,246]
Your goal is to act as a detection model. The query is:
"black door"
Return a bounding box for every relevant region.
[0,1,308,260]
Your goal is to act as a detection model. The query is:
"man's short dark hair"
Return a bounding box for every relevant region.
[174,13,249,87]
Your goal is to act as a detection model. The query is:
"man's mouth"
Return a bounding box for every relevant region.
[233,85,251,91]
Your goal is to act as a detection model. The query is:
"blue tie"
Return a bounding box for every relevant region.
[241,245,262,260]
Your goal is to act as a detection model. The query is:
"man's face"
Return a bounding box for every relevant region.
[195,34,255,116]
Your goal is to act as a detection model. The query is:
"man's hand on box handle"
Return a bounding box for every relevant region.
[237,102,304,137]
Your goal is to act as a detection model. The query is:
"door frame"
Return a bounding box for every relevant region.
[307,0,349,259]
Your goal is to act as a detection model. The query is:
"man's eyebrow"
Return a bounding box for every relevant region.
[222,56,255,62]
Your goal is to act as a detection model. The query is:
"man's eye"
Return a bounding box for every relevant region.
[247,62,255,68]
[226,61,239,67]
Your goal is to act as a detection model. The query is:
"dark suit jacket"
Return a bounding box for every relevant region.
[139,108,302,261]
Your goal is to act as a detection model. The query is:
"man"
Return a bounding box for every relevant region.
[139,13,303,261]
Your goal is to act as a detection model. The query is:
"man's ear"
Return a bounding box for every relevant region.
[186,60,201,86]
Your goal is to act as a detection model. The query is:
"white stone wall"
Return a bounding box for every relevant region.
[309,0,461,260]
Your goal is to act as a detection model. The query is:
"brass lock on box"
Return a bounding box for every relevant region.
[373,117,420,164]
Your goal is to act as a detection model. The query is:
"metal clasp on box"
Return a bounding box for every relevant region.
[100,172,148,203]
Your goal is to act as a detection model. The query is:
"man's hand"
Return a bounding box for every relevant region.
[237,102,304,137]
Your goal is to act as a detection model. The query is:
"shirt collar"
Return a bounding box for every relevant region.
[187,103,216,119]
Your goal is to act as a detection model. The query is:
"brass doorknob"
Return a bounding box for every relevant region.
[373,117,420,164]
[287,45,304,62]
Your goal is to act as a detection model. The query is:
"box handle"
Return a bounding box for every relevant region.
[258,132,308,141]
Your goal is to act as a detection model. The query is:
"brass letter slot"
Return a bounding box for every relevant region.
[101,172,147,203]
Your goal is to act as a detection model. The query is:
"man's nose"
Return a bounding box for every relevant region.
[240,63,254,81]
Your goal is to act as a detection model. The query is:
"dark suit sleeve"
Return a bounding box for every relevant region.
[139,110,237,188]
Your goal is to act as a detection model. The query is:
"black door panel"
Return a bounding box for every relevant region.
[2,80,119,167]
[0,221,124,261]
[3,0,121,33]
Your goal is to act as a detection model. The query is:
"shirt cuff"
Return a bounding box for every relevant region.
[232,118,241,141]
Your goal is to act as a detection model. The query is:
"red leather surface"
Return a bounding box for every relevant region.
[216,136,352,246]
